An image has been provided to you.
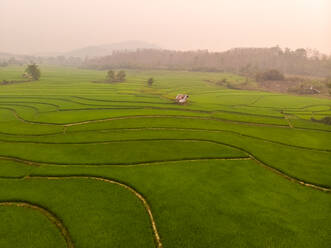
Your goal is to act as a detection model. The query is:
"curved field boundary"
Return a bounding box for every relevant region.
[1,126,330,153]
[0,138,329,192]
[65,127,331,152]
[283,114,293,128]
[0,94,290,120]
[0,101,60,109]
[62,115,331,133]
[4,104,331,133]
[25,175,163,248]
[2,95,330,112]
[0,99,286,121]
[0,104,39,113]
[51,106,285,120]
[4,106,293,129]
[214,101,331,120]
[72,95,172,105]
[0,155,41,167]
[0,155,249,167]
[0,201,74,248]
[0,95,172,107]
[0,131,64,137]
[63,115,289,128]
[0,107,60,126]
[248,156,330,192]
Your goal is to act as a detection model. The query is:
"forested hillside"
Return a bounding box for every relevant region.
[83,47,331,77]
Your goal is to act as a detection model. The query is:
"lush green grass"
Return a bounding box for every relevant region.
[0,66,330,248]
[0,139,246,164]
[0,205,67,248]
[23,160,331,248]
[0,178,155,248]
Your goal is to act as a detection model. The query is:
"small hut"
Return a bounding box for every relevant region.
[176,94,189,104]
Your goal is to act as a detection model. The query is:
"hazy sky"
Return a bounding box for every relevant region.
[1,0,330,55]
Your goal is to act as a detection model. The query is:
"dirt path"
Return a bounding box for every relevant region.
[0,155,250,167]
[0,201,74,248]
[26,175,163,248]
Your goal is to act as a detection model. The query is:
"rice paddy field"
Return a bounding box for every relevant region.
[0,66,330,248]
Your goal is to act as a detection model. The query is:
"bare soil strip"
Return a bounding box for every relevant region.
[25,175,163,248]
[0,201,74,248]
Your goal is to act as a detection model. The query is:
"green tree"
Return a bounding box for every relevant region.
[25,63,41,80]
[147,77,154,86]
[117,71,126,82]
[106,70,115,82]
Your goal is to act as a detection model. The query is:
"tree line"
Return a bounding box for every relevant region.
[83,47,331,77]
[1,64,41,85]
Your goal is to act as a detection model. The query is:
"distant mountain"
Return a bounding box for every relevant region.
[62,41,160,58]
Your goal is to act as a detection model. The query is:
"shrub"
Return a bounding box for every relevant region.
[256,69,284,81]
[147,77,154,86]
[105,70,126,83]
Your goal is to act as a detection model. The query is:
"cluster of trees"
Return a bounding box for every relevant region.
[256,69,285,81]
[1,64,41,85]
[24,64,41,80]
[83,47,331,77]
[106,70,126,82]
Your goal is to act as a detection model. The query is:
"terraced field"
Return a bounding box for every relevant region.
[0,66,330,248]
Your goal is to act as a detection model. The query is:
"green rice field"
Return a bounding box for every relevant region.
[0,66,330,248]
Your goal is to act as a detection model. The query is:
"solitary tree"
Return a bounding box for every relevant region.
[25,63,41,80]
[106,70,115,82]
[147,77,154,86]
[117,71,126,82]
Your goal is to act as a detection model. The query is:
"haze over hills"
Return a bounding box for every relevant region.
[35,41,160,58]
[0,41,160,59]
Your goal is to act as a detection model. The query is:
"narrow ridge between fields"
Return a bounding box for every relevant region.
[0,127,329,152]
[2,105,331,133]
[0,201,74,248]
[24,175,163,248]
[0,99,287,120]
[0,155,250,167]
[0,138,329,192]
